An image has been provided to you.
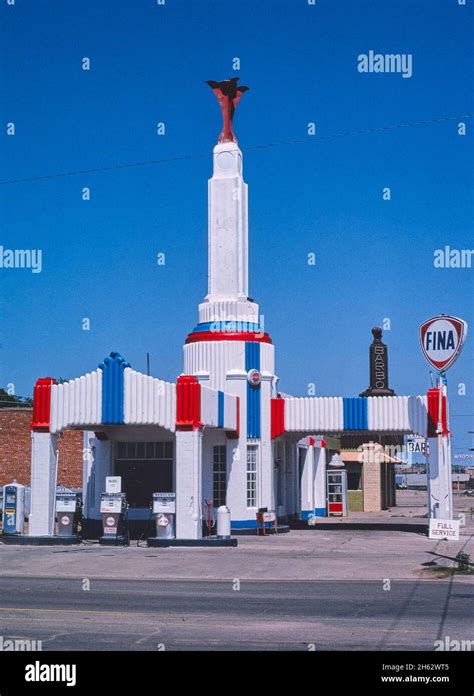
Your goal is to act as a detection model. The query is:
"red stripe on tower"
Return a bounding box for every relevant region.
[31,377,57,431]
[185,330,272,344]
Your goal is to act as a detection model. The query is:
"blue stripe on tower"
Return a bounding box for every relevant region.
[191,321,261,334]
[343,397,368,430]
[217,390,224,428]
[245,342,261,438]
[99,352,130,424]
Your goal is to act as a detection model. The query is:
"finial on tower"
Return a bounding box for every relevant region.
[206,77,249,143]
[372,326,383,341]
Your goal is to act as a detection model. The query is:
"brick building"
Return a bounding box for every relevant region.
[0,408,82,489]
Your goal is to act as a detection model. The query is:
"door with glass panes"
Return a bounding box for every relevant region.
[114,441,173,509]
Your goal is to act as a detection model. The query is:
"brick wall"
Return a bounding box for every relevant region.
[362,458,382,512]
[0,409,83,488]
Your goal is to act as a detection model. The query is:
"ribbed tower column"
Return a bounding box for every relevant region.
[199,140,258,326]
[208,141,247,301]
[183,139,275,393]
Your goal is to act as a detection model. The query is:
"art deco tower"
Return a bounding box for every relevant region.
[183,79,275,395]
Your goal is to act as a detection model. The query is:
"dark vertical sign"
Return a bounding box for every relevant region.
[360,327,395,397]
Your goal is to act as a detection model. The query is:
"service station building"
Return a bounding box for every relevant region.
[26,81,447,542]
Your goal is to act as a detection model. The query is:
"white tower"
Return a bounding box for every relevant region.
[183,134,275,390]
[196,140,261,332]
[207,141,249,303]
[182,79,276,524]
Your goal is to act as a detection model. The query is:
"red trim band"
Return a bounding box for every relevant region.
[271,398,285,439]
[185,331,272,345]
[176,375,202,430]
[31,377,57,431]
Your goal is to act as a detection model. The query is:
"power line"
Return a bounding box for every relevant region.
[0,113,472,186]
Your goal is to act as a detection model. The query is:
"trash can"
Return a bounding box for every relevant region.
[216,505,231,539]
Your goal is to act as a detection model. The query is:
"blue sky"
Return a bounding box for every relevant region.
[1,0,473,455]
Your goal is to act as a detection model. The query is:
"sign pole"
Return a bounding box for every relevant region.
[436,373,452,520]
[442,375,453,519]
[437,372,443,519]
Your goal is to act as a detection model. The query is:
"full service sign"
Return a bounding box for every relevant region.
[429,519,460,541]
[419,315,467,372]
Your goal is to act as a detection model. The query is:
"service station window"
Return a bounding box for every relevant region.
[246,445,258,508]
[114,441,173,508]
[212,445,227,508]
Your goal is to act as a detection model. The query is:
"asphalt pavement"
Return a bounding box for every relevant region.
[0,575,472,651]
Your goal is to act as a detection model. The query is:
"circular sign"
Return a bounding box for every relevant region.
[105,516,116,527]
[157,514,169,527]
[419,315,468,372]
[60,515,71,526]
[247,369,261,386]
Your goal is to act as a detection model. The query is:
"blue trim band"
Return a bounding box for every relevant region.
[300,508,327,520]
[99,352,130,424]
[300,511,313,521]
[245,342,261,438]
[343,397,368,430]
[217,390,224,428]
[245,341,261,372]
[191,321,262,334]
[231,519,274,529]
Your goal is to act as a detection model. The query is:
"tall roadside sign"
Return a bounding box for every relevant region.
[419,315,467,372]
[419,315,468,535]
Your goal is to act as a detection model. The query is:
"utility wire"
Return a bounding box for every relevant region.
[0,113,472,186]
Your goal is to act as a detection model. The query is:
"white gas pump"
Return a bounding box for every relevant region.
[56,491,82,538]
[99,477,129,545]
[2,482,25,535]
[151,492,176,540]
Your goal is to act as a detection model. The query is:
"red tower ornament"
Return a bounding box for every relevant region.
[206,77,249,143]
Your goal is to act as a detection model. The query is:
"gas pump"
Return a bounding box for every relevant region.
[99,477,129,546]
[148,492,176,543]
[2,482,25,535]
[56,491,82,538]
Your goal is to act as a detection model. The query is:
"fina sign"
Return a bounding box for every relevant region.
[419,315,467,372]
